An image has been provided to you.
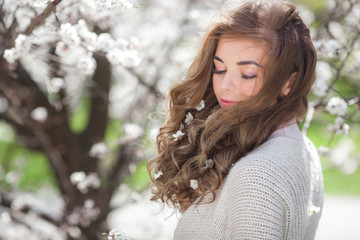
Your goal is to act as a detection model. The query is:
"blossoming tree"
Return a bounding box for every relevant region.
[0,0,359,239]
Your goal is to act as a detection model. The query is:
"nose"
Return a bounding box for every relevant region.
[221,71,235,91]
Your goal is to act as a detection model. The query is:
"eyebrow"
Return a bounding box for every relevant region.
[214,56,263,68]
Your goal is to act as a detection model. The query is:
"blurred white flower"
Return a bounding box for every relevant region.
[14,34,31,54]
[55,41,69,57]
[86,172,101,189]
[70,171,86,185]
[0,212,11,223]
[89,142,108,158]
[59,23,81,47]
[195,100,205,111]
[190,179,198,190]
[3,48,19,64]
[70,171,100,193]
[317,146,331,158]
[184,112,193,125]
[172,130,185,141]
[0,97,9,113]
[154,170,163,180]
[31,106,48,122]
[97,33,115,52]
[123,123,143,140]
[121,49,141,67]
[68,226,82,238]
[326,97,347,116]
[106,48,124,65]
[327,116,349,135]
[330,139,357,174]
[312,61,332,96]
[314,39,341,58]
[46,77,65,93]
[328,21,344,39]
[77,55,97,76]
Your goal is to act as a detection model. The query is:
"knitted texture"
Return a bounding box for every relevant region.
[174,136,323,240]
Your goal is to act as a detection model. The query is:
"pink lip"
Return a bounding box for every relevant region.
[220,98,238,107]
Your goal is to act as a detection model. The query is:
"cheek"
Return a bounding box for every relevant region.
[241,81,259,97]
[212,76,220,97]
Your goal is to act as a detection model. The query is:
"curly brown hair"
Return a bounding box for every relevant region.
[147,0,317,211]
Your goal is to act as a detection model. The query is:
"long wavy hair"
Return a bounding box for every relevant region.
[147,0,317,211]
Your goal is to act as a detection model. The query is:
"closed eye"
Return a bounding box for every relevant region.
[242,74,257,79]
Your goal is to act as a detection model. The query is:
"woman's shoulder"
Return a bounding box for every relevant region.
[226,136,316,192]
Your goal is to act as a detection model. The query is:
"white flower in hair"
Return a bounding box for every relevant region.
[154,170,163,180]
[200,158,214,173]
[185,112,194,125]
[205,159,214,168]
[195,100,205,111]
[190,179,198,190]
[172,130,185,141]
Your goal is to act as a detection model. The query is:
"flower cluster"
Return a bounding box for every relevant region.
[67,199,101,228]
[89,142,109,158]
[327,116,350,135]
[3,34,32,64]
[70,171,101,193]
[326,97,348,116]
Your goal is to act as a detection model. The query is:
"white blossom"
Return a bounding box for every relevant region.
[195,100,205,111]
[77,55,97,76]
[89,142,108,158]
[70,171,86,185]
[3,48,19,64]
[312,61,331,96]
[190,179,198,190]
[317,146,331,158]
[172,130,185,141]
[120,49,141,67]
[31,106,48,122]
[184,112,194,125]
[106,48,124,65]
[123,123,143,140]
[55,41,68,56]
[0,97,9,113]
[59,23,81,47]
[70,171,100,193]
[154,170,163,180]
[309,205,321,216]
[106,229,130,240]
[326,97,348,116]
[14,34,31,54]
[327,116,350,135]
[46,77,65,93]
[97,33,115,52]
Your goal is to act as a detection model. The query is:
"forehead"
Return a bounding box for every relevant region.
[215,37,269,66]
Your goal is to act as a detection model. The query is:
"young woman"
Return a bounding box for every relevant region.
[148,0,323,239]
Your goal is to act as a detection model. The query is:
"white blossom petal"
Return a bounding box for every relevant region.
[154,170,163,180]
[184,112,194,125]
[172,130,185,141]
[195,100,205,111]
[190,179,198,190]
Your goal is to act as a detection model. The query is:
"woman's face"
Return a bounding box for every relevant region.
[212,37,269,107]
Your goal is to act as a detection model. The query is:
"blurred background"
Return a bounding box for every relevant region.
[0,0,359,239]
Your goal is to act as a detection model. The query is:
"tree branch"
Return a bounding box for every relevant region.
[22,0,62,36]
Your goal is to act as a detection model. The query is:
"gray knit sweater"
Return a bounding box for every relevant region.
[174,125,323,239]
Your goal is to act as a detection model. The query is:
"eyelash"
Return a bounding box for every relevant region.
[213,69,257,79]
